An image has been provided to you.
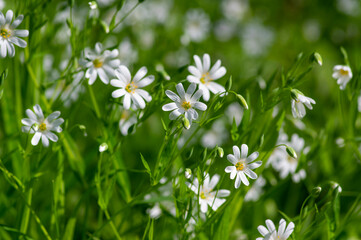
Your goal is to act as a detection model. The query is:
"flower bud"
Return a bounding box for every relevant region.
[99,143,108,153]
[185,168,192,179]
[182,116,190,130]
[236,94,248,110]
[285,145,297,159]
[217,147,224,158]
[311,186,322,197]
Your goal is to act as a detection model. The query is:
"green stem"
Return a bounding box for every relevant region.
[104,209,122,240]
[88,85,101,119]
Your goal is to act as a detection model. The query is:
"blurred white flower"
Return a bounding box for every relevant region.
[332,65,352,90]
[184,9,210,43]
[201,119,228,148]
[269,133,308,183]
[111,65,154,110]
[162,83,207,127]
[147,203,162,219]
[187,54,227,101]
[302,19,321,42]
[291,90,315,119]
[83,42,120,85]
[257,219,295,240]
[240,21,274,57]
[225,144,262,188]
[221,0,249,21]
[119,109,138,135]
[99,143,108,152]
[214,20,237,42]
[336,0,360,16]
[21,105,64,147]
[0,10,29,58]
[118,38,138,66]
[226,102,244,126]
[186,174,230,213]
[0,1,4,10]
[185,168,192,179]
[244,175,266,202]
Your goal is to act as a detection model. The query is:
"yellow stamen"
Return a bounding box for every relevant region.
[235,162,245,171]
[39,123,47,131]
[93,58,103,68]
[200,191,206,199]
[125,82,138,93]
[340,68,349,75]
[181,101,192,110]
[200,72,212,84]
[0,29,11,39]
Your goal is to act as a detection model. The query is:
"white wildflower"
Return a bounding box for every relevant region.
[332,65,352,90]
[111,65,154,110]
[291,90,316,119]
[186,174,230,213]
[225,144,262,188]
[184,9,210,43]
[0,10,29,58]
[83,42,120,85]
[187,54,227,101]
[257,219,295,240]
[21,105,64,147]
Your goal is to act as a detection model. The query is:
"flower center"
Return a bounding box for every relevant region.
[200,72,212,84]
[340,68,349,76]
[0,28,11,39]
[181,101,192,110]
[235,161,245,171]
[93,58,103,68]
[200,191,207,199]
[125,82,138,93]
[39,123,47,131]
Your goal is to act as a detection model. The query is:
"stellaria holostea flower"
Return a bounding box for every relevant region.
[111,65,154,109]
[21,105,64,147]
[83,42,120,85]
[186,173,230,213]
[187,54,226,101]
[0,10,29,58]
[257,219,295,240]
[162,83,207,128]
[225,144,262,188]
[291,89,315,119]
[332,65,352,90]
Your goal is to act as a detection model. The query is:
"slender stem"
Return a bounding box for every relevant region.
[87,84,101,119]
[104,209,122,240]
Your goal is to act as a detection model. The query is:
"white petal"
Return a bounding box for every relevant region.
[112,89,126,98]
[5,10,13,25]
[132,93,146,109]
[258,225,269,237]
[209,60,221,74]
[187,75,200,83]
[200,201,208,213]
[21,118,34,126]
[133,66,147,83]
[199,85,210,101]
[6,42,15,57]
[241,144,248,159]
[136,89,152,102]
[95,42,103,54]
[235,174,241,188]
[26,109,37,121]
[278,219,286,236]
[0,12,5,25]
[33,105,44,119]
[0,41,7,57]
[209,174,220,189]
[14,29,29,37]
[233,145,241,159]
[186,83,197,96]
[283,222,295,239]
[265,219,276,233]
[227,154,238,165]
[188,66,202,78]
[88,70,97,85]
[41,135,49,147]
[165,90,180,102]
[47,111,60,122]
[192,102,207,111]
[123,94,131,109]
[207,82,225,95]
[248,161,262,170]
[247,152,259,163]
[239,172,249,186]
[8,37,27,48]
[191,89,203,102]
[188,108,198,120]
[118,65,131,81]
[97,68,109,84]
[217,189,230,197]
[110,79,126,88]
[193,55,203,72]
[176,83,186,99]
[137,76,154,87]
[162,103,178,111]
[11,15,24,28]
[203,54,211,72]
[244,168,257,179]
[169,109,182,120]
[210,66,226,80]
[225,165,235,173]
[31,132,42,146]
[46,131,58,142]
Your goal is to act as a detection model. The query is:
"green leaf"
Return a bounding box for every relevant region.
[140,153,152,177]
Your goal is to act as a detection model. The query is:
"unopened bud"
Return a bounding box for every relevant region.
[310,52,322,66]
[99,143,108,153]
[217,147,224,158]
[185,168,192,179]
[182,116,190,130]
[88,1,98,9]
[286,145,297,159]
[236,94,248,110]
[291,89,303,101]
[311,186,322,197]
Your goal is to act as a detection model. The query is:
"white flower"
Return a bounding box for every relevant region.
[0,10,29,58]
[269,133,308,183]
[225,144,262,188]
[257,219,295,240]
[184,9,210,43]
[186,174,230,213]
[111,65,154,110]
[162,83,207,127]
[201,119,228,148]
[83,42,120,85]
[187,54,227,101]
[332,65,352,90]
[244,176,266,202]
[119,109,138,135]
[21,105,64,147]
[99,143,108,152]
[291,91,316,119]
[241,21,274,57]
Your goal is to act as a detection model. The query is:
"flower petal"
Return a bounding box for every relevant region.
[241,144,248,159]
[133,66,148,83]
[31,132,42,146]
[165,90,180,102]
